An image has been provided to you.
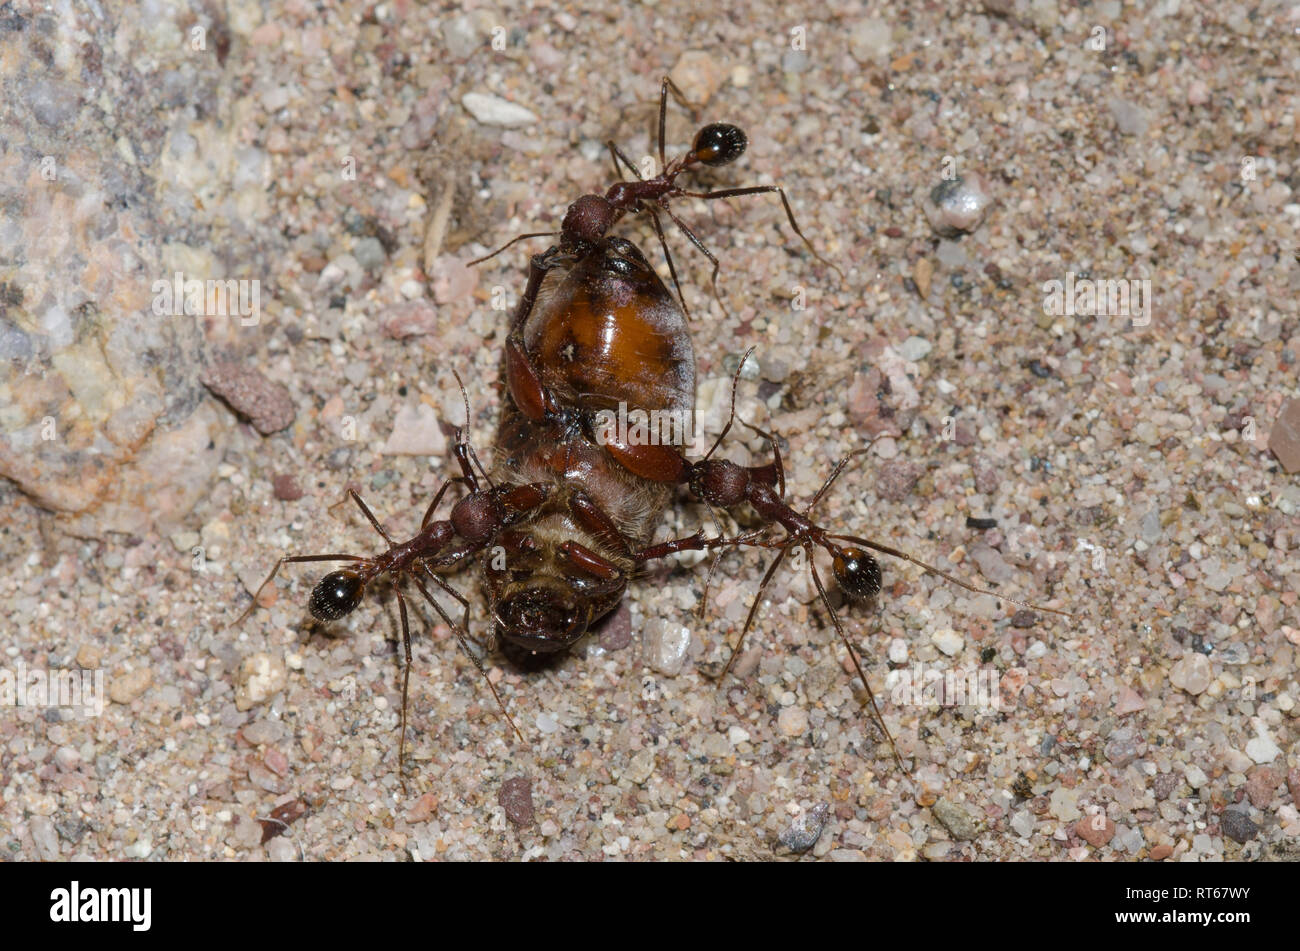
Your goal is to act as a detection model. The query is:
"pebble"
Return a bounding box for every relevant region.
[898,336,932,362]
[498,777,534,826]
[535,713,559,734]
[970,545,1014,585]
[625,749,655,785]
[777,706,809,737]
[1113,687,1145,715]
[1103,727,1140,767]
[642,619,691,676]
[932,798,981,840]
[1219,809,1257,844]
[668,50,727,105]
[381,300,440,339]
[921,173,992,237]
[1049,787,1081,822]
[848,18,892,63]
[1269,398,1300,472]
[109,667,152,704]
[1168,652,1211,695]
[595,601,632,651]
[1244,766,1278,808]
[888,638,908,664]
[200,362,295,435]
[913,258,933,298]
[234,652,287,711]
[875,459,921,502]
[1244,721,1282,764]
[462,92,538,128]
[1110,98,1149,136]
[1075,814,1116,847]
[30,816,59,860]
[931,628,963,656]
[778,803,830,852]
[1010,811,1035,837]
[1184,764,1209,788]
[381,402,447,457]
[272,473,303,501]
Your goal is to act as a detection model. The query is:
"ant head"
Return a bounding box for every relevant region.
[309,569,365,621]
[831,546,881,604]
[561,194,615,247]
[496,584,592,653]
[691,123,747,167]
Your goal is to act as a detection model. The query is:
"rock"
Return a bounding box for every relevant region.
[1184,764,1209,788]
[1269,398,1300,472]
[898,335,932,362]
[920,173,992,237]
[848,19,893,63]
[380,402,447,457]
[1152,772,1181,800]
[498,777,534,826]
[1075,813,1116,847]
[1149,843,1173,860]
[30,816,59,860]
[624,749,655,785]
[461,92,538,128]
[1219,809,1257,844]
[595,601,632,652]
[875,459,921,502]
[931,628,964,656]
[913,258,933,298]
[109,667,152,704]
[1049,787,1081,822]
[201,361,295,435]
[1110,98,1149,136]
[1113,687,1145,715]
[1103,727,1141,767]
[1244,766,1279,809]
[932,798,982,840]
[642,619,691,676]
[381,300,440,339]
[778,803,830,852]
[1169,652,1212,695]
[777,706,809,736]
[235,652,287,711]
[272,473,303,501]
[970,544,1014,585]
[669,50,727,106]
[1244,720,1282,764]
[1010,811,1035,836]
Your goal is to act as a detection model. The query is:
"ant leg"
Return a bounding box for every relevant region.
[806,443,879,514]
[678,184,844,280]
[393,584,414,789]
[714,543,790,681]
[348,490,395,546]
[607,141,643,181]
[467,231,560,267]
[418,562,475,644]
[657,75,701,170]
[738,420,786,499]
[808,559,904,770]
[232,553,363,627]
[660,203,730,320]
[645,205,690,320]
[451,368,494,489]
[830,532,1073,618]
[408,573,529,746]
[421,477,468,529]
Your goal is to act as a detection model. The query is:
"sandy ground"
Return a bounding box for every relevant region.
[1,0,1298,861]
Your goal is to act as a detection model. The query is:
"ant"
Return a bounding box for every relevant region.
[469,75,843,318]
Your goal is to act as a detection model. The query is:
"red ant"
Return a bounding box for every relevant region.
[469,75,842,318]
[236,81,1070,786]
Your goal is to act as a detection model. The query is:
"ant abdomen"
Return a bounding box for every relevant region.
[309,569,366,621]
[831,547,882,604]
[692,122,747,167]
